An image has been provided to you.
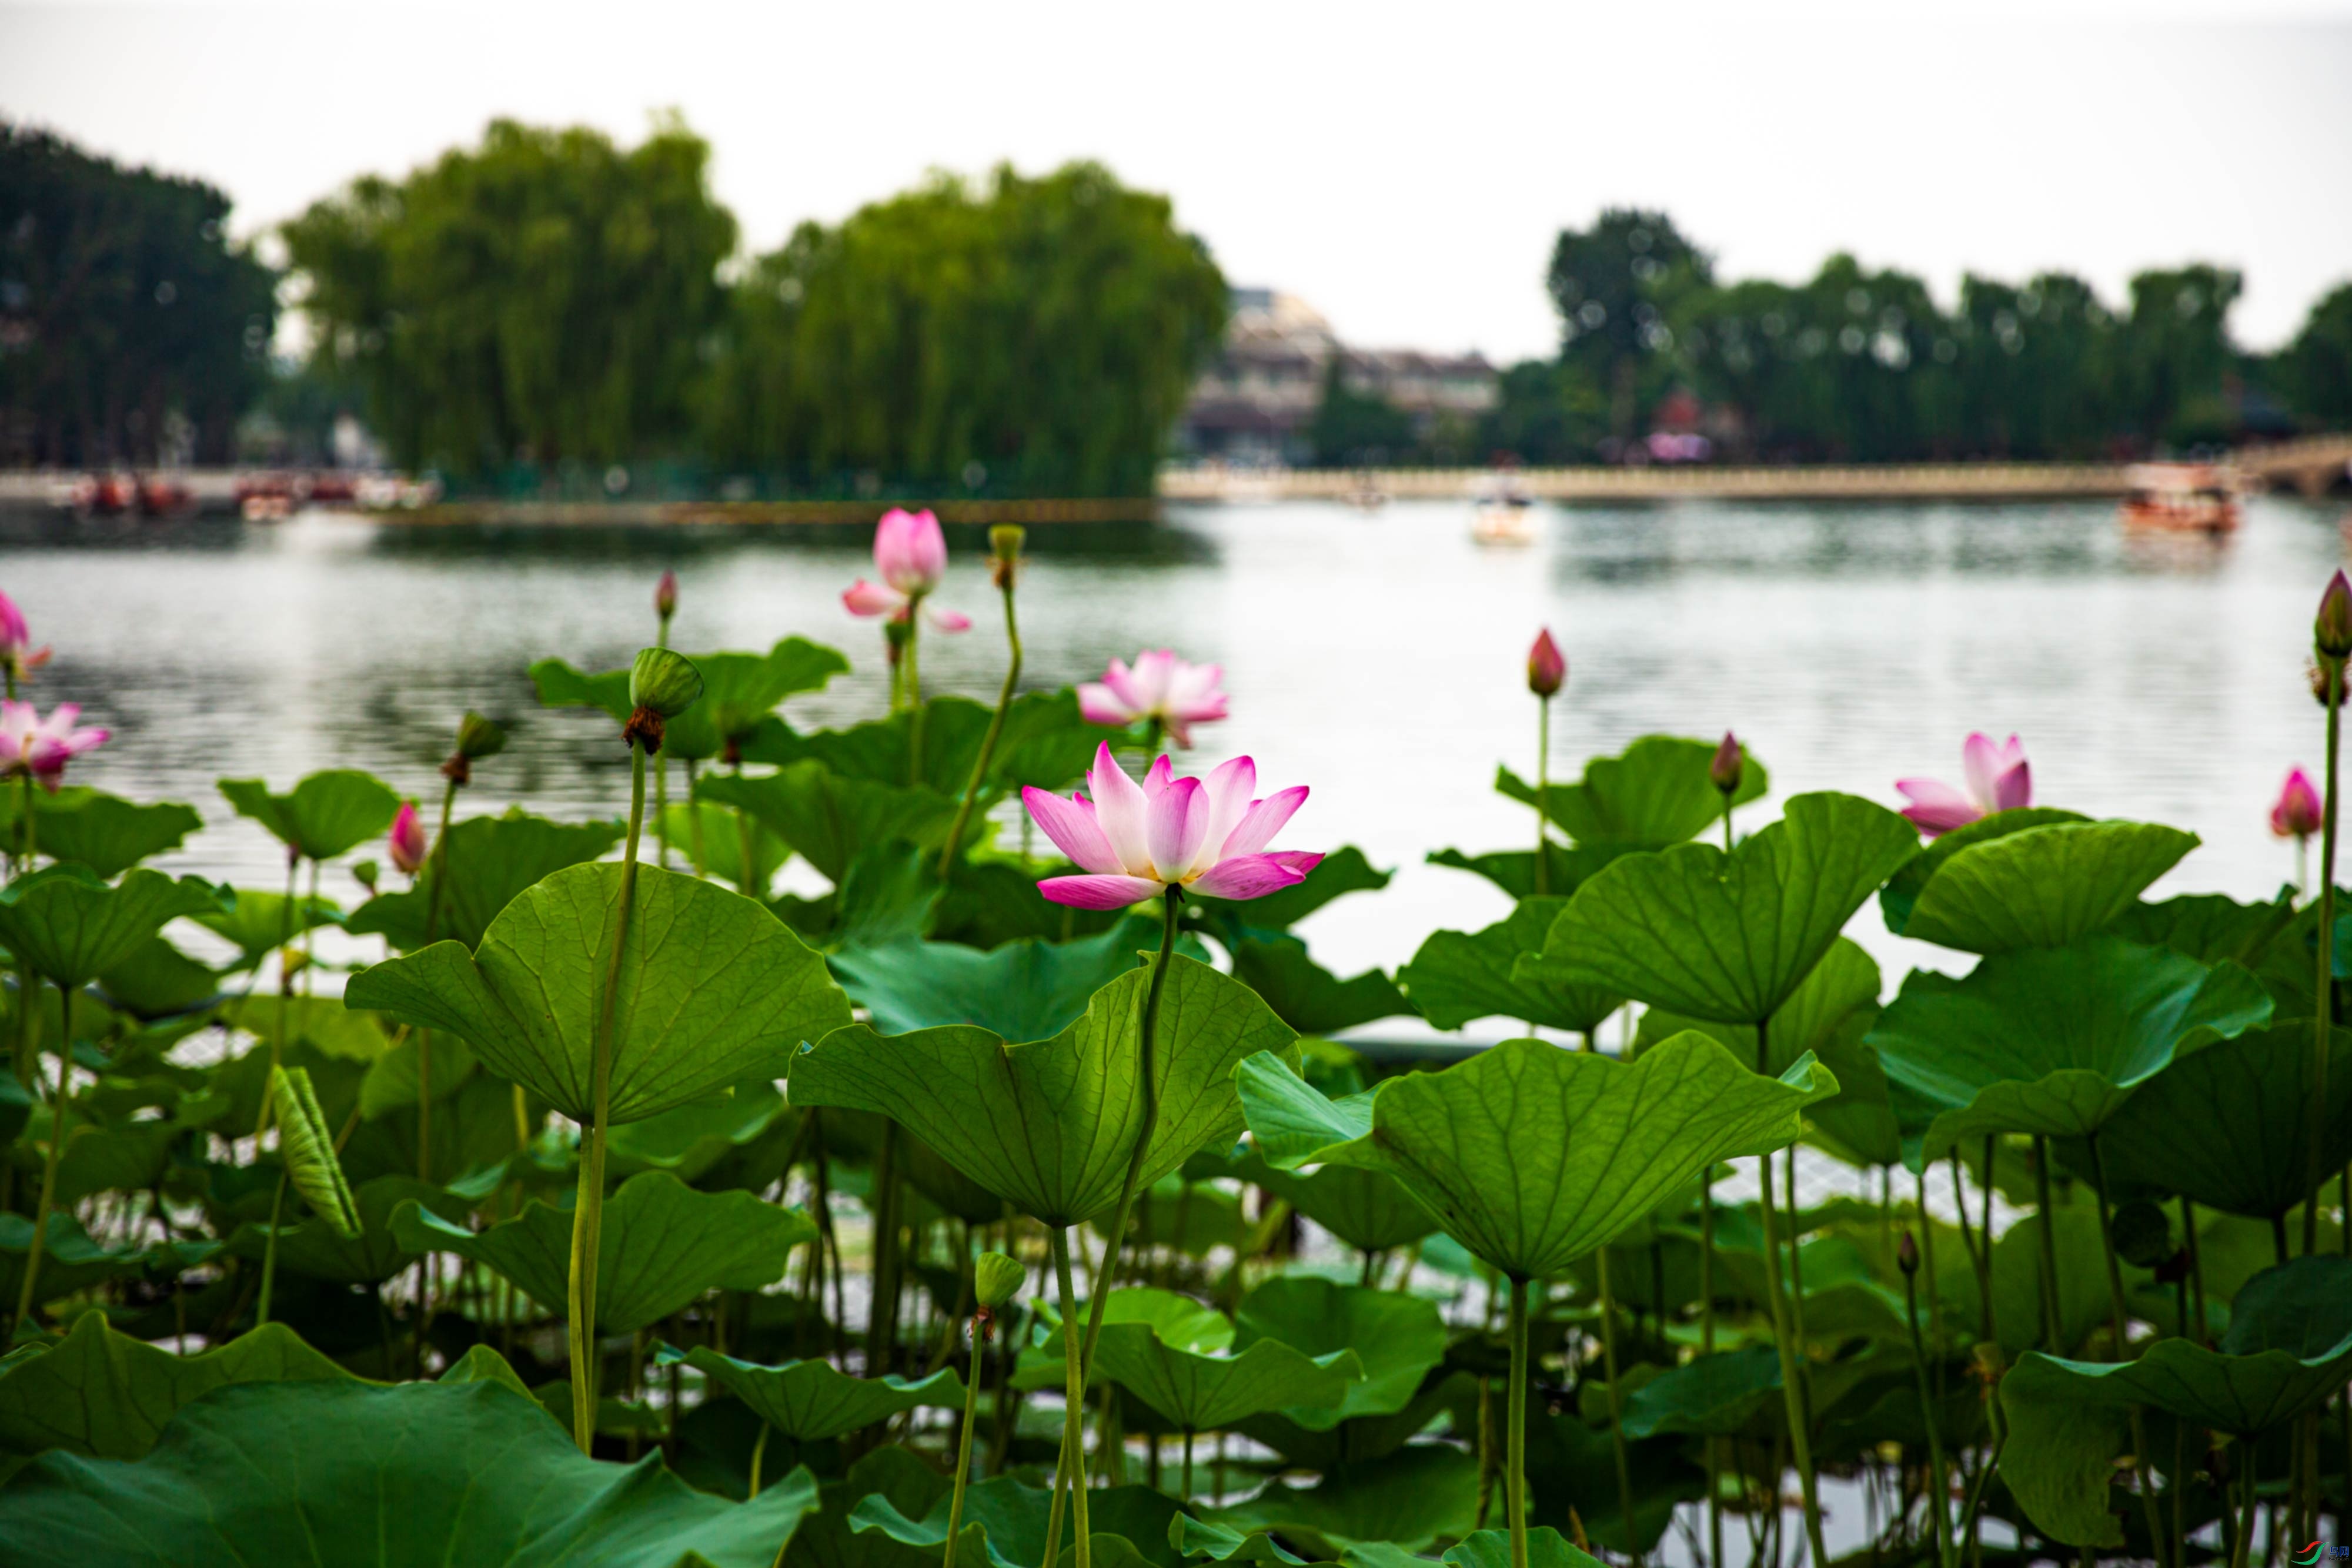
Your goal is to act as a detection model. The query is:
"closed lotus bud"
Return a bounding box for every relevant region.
[2318,570,2352,660]
[1897,1230,1920,1276]
[1526,628,1565,698]
[388,801,428,877]
[654,570,679,620]
[1710,731,1743,797]
[973,1251,1024,1310]
[624,647,703,753]
[989,524,1025,590]
[2110,1199,2173,1271]
[444,711,507,784]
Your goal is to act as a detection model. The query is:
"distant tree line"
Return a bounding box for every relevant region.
[0,125,278,466]
[1472,208,2352,466]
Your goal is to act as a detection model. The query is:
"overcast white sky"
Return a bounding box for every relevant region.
[4,1,2350,360]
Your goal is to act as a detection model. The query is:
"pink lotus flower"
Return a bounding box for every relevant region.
[654,570,679,620]
[0,700,106,791]
[1895,733,2031,838]
[841,508,970,631]
[1526,628,1565,698]
[1078,650,1229,748]
[0,592,52,680]
[2270,767,2323,840]
[1022,743,1321,910]
[389,801,429,877]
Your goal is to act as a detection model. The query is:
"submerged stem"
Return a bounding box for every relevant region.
[567,737,648,1452]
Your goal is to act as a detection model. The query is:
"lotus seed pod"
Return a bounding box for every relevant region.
[2318,570,2352,660]
[973,1251,1025,1310]
[2109,1199,2173,1271]
[629,647,704,718]
[1526,627,1565,698]
[455,711,507,761]
[351,859,379,893]
[989,524,1025,589]
[1710,731,1743,797]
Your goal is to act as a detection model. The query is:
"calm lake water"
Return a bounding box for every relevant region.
[6,494,2347,996]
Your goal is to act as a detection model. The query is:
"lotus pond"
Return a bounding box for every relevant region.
[0,505,2345,1568]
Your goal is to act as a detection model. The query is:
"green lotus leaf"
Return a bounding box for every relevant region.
[656,801,789,891]
[193,889,343,968]
[0,867,227,989]
[1081,1289,1363,1433]
[345,811,623,951]
[848,1465,1183,1568]
[226,1175,465,1285]
[1170,1517,1313,1566]
[270,1065,359,1237]
[1393,895,1621,1035]
[1232,1275,1445,1426]
[1425,843,1621,902]
[346,861,851,1125]
[1900,820,2198,954]
[1195,845,1392,931]
[1091,1174,1249,1257]
[0,1314,348,1462]
[0,1379,821,1568]
[392,1171,813,1333]
[831,914,1164,1041]
[0,1211,179,1308]
[790,955,1298,1227]
[1877,806,2089,934]
[1496,734,1769,850]
[745,689,1099,796]
[356,1029,478,1120]
[2104,889,2298,967]
[1999,1257,2352,1547]
[1229,933,1409,1037]
[700,763,959,885]
[1228,1149,1438,1254]
[1208,1442,1478,1555]
[533,637,848,761]
[1633,937,1899,1166]
[1537,792,1919,1024]
[1444,1528,1605,1568]
[19,1113,179,1207]
[831,839,946,950]
[2054,1022,2352,1220]
[0,787,202,878]
[781,1447,958,1568]
[94,935,221,1019]
[218,770,403,861]
[662,1345,962,1442]
[1237,1033,1837,1280]
[1870,935,2272,1162]
[220,994,392,1063]
[1618,1344,1784,1438]
[605,1080,791,1182]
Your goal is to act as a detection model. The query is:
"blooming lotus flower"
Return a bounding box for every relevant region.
[1022,744,1321,910]
[1078,650,1229,748]
[0,700,107,791]
[2271,767,2323,840]
[1895,732,2031,838]
[841,508,970,631]
[389,801,429,877]
[0,591,52,681]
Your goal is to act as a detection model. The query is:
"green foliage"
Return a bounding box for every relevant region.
[829,914,1159,1040]
[531,638,847,763]
[1899,820,2197,954]
[345,811,622,951]
[218,770,403,861]
[700,765,959,885]
[1497,735,1768,851]
[663,1346,963,1442]
[0,788,202,878]
[194,888,343,968]
[1399,896,1622,1034]
[1227,934,1410,1037]
[346,861,852,1124]
[791,955,1298,1226]
[0,866,227,988]
[269,1065,359,1237]
[1232,1276,1446,1427]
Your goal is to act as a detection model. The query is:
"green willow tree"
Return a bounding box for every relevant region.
[282,116,737,474]
[702,162,1227,497]
[2281,281,2352,427]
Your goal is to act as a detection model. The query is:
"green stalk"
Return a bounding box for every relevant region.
[939,564,1023,877]
[2086,1134,2167,1558]
[1533,696,1551,896]
[684,759,707,878]
[749,1422,769,1497]
[12,980,67,1328]
[1072,888,1184,1409]
[2311,656,2343,1258]
[2229,1441,2258,1568]
[251,848,300,1141]
[734,760,757,898]
[2183,1196,2209,1343]
[1591,1248,1639,1563]
[868,1124,903,1376]
[1700,1170,1722,1568]
[905,599,927,783]
[1903,1235,1955,1568]
[1045,1227,1093,1568]
[943,1307,988,1566]
[1505,1275,1531,1568]
[1755,1019,1829,1568]
[256,1165,289,1328]
[417,776,460,1183]
[2032,1136,2063,1349]
[655,610,673,870]
[567,737,649,1452]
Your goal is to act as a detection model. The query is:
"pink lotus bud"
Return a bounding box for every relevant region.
[0,590,52,678]
[2270,767,2323,840]
[654,570,679,620]
[2319,570,2352,660]
[1710,732,1743,797]
[389,801,429,877]
[1526,629,1565,698]
[1897,1231,1919,1276]
[873,507,948,596]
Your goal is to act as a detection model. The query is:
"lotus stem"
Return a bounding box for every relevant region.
[748,1421,769,1497]
[869,1124,903,1376]
[13,980,68,1329]
[905,599,927,780]
[2084,1134,2167,1558]
[684,758,707,877]
[1073,887,1184,1433]
[1700,1169,1722,1568]
[939,560,1023,877]
[1181,1427,1195,1499]
[2181,1196,2208,1343]
[654,609,673,870]
[1505,1274,1531,1568]
[1902,1228,1955,1568]
[416,775,461,1183]
[251,847,299,1142]
[1533,696,1551,895]
[734,760,758,899]
[2032,1136,2063,1349]
[1044,1226,1093,1568]
[2314,656,2343,1259]
[256,1165,288,1328]
[943,1307,987,1566]
[1754,1018,1829,1568]
[1592,1246,1639,1563]
[568,735,649,1452]
[2230,1440,2259,1568]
